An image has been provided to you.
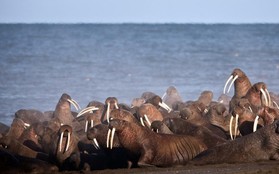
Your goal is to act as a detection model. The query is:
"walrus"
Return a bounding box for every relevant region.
[244,82,271,113]
[162,86,183,110]
[14,109,47,125]
[0,135,49,162]
[223,68,252,112]
[191,120,279,165]
[52,93,80,126]
[108,119,207,167]
[0,148,58,173]
[101,97,119,124]
[163,117,227,147]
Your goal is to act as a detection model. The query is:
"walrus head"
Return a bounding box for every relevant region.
[223,68,252,98]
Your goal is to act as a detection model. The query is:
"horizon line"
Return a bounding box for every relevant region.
[0,22,279,25]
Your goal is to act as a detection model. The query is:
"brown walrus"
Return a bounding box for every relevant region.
[108,119,207,167]
[190,119,279,165]
[223,68,252,112]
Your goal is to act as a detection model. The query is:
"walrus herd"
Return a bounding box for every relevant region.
[1,68,279,173]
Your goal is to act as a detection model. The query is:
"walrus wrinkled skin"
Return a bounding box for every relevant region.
[191,120,279,165]
[108,119,207,167]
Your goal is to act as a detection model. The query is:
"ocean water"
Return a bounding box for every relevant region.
[0,24,279,125]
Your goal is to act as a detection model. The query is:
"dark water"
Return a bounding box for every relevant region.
[0,24,279,125]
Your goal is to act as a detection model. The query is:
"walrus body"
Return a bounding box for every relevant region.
[191,120,279,165]
[108,119,206,167]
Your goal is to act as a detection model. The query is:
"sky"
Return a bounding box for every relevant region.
[0,0,279,23]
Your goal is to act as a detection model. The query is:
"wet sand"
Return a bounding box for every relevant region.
[58,160,279,174]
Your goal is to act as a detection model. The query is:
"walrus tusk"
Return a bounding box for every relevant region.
[253,115,259,132]
[59,131,64,152]
[67,99,81,111]
[265,88,271,106]
[23,122,30,129]
[76,106,99,117]
[158,102,172,113]
[273,101,279,109]
[260,88,268,106]
[140,117,145,127]
[106,129,111,148]
[234,114,239,139]
[248,106,253,113]
[106,103,110,123]
[93,138,100,149]
[85,120,88,133]
[227,75,239,94]
[91,120,94,128]
[114,103,119,109]
[161,92,166,100]
[144,114,152,127]
[223,75,233,94]
[229,116,234,140]
[110,127,115,149]
[65,132,71,152]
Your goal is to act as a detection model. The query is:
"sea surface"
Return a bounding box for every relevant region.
[0,24,279,125]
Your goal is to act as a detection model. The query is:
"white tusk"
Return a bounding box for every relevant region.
[85,120,88,133]
[114,103,119,109]
[229,115,234,140]
[156,129,159,133]
[93,138,100,149]
[162,92,166,100]
[24,122,30,129]
[110,128,115,149]
[76,106,99,117]
[67,99,80,111]
[140,117,145,127]
[223,75,233,94]
[248,106,253,112]
[265,88,271,107]
[106,129,111,148]
[91,120,94,128]
[253,115,259,132]
[59,132,64,152]
[273,101,279,109]
[260,88,268,106]
[65,132,71,152]
[227,75,238,94]
[234,114,239,139]
[106,103,110,123]
[159,102,172,113]
[144,114,152,126]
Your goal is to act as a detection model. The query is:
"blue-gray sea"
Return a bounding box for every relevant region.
[0,24,279,125]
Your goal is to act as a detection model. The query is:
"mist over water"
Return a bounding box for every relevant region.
[0,24,279,125]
